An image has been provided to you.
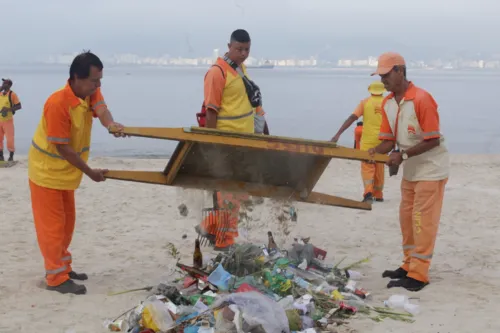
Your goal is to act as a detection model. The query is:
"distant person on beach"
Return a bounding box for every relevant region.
[369,52,449,292]
[197,29,268,251]
[332,81,386,203]
[0,78,22,162]
[354,121,363,149]
[28,51,127,295]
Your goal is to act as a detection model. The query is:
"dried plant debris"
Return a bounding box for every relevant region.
[165,242,181,262]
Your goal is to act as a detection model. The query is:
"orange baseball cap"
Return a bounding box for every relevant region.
[371,52,406,76]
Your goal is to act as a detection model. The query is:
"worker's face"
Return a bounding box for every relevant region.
[74,66,102,97]
[1,82,11,91]
[380,66,404,92]
[227,41,251,65]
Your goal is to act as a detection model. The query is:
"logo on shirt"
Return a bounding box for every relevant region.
[407,125,416,135]
[374,106,382,114]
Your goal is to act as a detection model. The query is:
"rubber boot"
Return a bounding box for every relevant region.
[69,271,88,281]
[8,151,13,162]
[46,280,87,295]
[382,267,408,279]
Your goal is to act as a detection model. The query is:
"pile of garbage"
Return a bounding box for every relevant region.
[104,234,418,333]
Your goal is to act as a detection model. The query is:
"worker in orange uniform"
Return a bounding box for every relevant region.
[354,121,363,149]
[332,81,386,203]
[0,78,22,162]
[368,52,449,292]
[28,51,126,295]
[198,29,269,251]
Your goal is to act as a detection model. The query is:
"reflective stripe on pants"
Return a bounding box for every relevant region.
[399,178,447,283]
[361,161,385,199]
[29,180,76,287]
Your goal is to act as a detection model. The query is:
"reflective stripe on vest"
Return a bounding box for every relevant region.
[214,58,255,134]
[31,140,90,159]
[218,109,253,121]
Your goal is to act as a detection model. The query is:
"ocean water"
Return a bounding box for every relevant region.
[2,65,499,156]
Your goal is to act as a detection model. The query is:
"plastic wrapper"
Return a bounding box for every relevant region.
[285,309,302,331]
[212,291,290,333]
[208,264,232,291]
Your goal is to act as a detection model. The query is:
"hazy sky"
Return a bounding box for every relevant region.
[5,0,500,62]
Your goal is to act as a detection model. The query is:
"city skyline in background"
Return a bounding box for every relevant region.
[3,0,500,66]
[41,48,500,71]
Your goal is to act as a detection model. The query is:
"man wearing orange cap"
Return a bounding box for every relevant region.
[368,52,449,292]
[332,81,386,203]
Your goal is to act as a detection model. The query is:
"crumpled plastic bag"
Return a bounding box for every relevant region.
[141,299,174,332]
[212,291,290,333]
[288,243,314,266]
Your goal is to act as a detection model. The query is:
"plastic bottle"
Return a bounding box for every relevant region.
[293,276,312,289]
[384,295,420,315]
[383,294,408,308]
[344,299,369,311]
[346,270,363,280]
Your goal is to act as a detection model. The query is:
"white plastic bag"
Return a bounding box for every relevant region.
[142,299,174,332]
[254,114,266,134]
[212,291,290,333]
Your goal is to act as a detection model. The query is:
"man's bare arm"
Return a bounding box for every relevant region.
[95,107,115,128]
[95,107,127,137]
[406,138,440,157]
[56,145,107,181]
[332,114,357,141]
[56,145,93,175]
[206,109,217,128]
[11,103,21,112]
[374,140,395,154]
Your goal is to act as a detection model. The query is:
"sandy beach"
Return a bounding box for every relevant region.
[1,154,499,333]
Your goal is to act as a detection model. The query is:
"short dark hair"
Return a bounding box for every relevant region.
[69,51,103,80]
[357,121,363,126]
[230,29,251,43]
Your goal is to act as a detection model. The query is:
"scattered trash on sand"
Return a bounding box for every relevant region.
[104,230,418,332]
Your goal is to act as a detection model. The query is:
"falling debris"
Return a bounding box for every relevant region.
[178,203,189,217]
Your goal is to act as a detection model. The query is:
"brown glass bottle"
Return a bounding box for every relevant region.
[267,231,277,253]
[193,239,203,269]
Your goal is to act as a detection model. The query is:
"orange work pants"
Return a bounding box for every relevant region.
[361,161,385,199]
[29,180,76,287]
[200,191,246,248]
[0,119,15,152]
[399,178,447,283]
